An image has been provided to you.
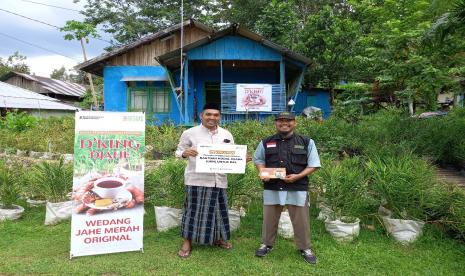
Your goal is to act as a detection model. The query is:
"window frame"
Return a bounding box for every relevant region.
[127,86,171,114]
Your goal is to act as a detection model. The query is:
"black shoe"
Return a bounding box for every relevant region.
[300,249,317,264]
[255,244,273,257]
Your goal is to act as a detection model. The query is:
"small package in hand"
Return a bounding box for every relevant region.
[260,168,286,179]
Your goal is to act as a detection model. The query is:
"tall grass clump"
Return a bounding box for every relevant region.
[145,158,186,208]
[315,157,376,221]
[227,163,262,209]
[226,118,275,155]
[0,161,22,209]
[145,124,185,159]
[444,186,465,240]
[366,153,441,221]
[31,158,73,203]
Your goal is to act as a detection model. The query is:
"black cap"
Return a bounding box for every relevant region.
[203,103,221,111]
[275,112,295,120]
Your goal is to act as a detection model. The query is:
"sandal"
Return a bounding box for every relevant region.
[214,240,233,250]
[177,247,191,258]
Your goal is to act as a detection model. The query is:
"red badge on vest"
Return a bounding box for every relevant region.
[266,142,277,148]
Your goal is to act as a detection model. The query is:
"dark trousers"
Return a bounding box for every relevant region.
[261,198,311,250]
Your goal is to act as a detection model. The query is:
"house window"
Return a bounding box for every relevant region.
[128,86,171,113]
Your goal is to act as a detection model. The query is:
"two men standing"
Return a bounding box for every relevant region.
[175,106,320,265]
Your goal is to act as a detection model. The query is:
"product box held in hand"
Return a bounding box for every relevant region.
[260,168,286,179]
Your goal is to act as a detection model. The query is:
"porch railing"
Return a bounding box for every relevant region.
[219,83,286,123]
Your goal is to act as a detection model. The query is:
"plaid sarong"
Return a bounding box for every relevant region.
[181,186,230,245]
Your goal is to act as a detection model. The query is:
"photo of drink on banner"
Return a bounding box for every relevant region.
[72,171,144,216]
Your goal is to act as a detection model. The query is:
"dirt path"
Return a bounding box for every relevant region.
[436,167,465,188]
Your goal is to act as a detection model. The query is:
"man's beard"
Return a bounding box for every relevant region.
[278,130,292,136]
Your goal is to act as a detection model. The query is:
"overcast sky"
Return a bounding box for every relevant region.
[0,0,110,77]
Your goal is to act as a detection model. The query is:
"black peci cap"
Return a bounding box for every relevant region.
[275,112,295,120]
[203,103,221,112]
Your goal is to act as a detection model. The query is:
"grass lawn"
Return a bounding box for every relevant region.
[1,201,465,275]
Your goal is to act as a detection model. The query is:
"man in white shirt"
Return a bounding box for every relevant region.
[175,103,234,258]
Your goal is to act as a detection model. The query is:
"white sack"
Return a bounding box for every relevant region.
[0,204,25,221]
[325,217,360,242]
[154,206,182,232]
[44,201,73,225]
[62,154,74,164]
[229,209,241,231]
[27,198,46,207]
[317,202,333,221]
[382,217,425,244]
[278,211,294,239]
[154,206,242,232]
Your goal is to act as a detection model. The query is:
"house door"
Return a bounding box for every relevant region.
[204,82,221,107]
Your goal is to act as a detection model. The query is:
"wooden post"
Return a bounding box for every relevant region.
[184,59,189,124]
[280,58,286,111]
[80,38,99,110]
[220,60,223,112]
[291,70,305,112]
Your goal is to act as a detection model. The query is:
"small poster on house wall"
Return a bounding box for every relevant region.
[236,83,272,111]
[70,111,145,258]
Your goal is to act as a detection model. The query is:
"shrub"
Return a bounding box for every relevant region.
[0,161,21,209]
[315,157,376,220]
[31,158,73,203]
[145,158,186,208]
[146,124,185,160]
[0,111,38,132]
[226,118,275,155]
[444,186,465,240]
[227,163,262,209]
[0,115,74,153]
[366,153,438,220]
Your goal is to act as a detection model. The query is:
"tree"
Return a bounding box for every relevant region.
[76,0,219,45]
[61,20,101,109]
[256,0,299,48]
[298,5,361,98]
[0,52,30,77]
[50,66,69,81]
[347,0,465,112]
[428,0,465,41]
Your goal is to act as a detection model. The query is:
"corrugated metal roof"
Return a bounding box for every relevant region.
[0,81,79,111]
[1,72,87,97]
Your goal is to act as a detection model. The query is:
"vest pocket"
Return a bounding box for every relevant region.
[291,148,307,165]
[265,148,279,162]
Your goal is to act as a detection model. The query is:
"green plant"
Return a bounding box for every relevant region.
[227,163,262,209]
[226,118,275,156]
[31,159,73,203]
[444,186,465,240]
[315,157,375,220]
[145,158,186,208]
[367,153,438,220]
[0,111,38,132]
[146,123,184,160]
[0,162,21,209]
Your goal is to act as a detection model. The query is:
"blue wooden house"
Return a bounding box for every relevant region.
[77,20,311,125]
